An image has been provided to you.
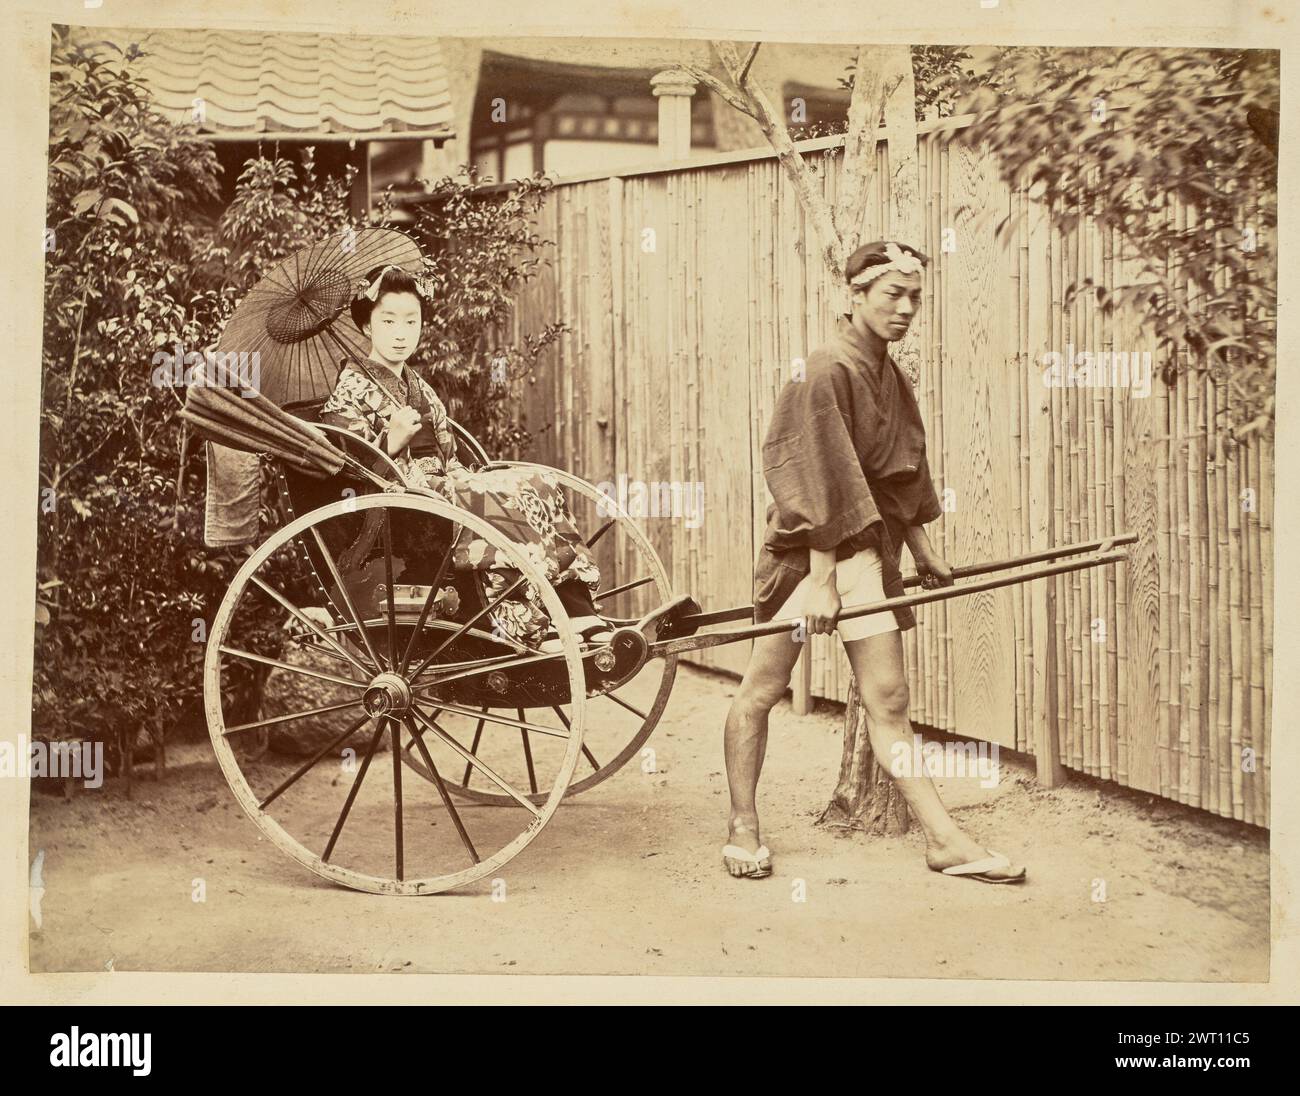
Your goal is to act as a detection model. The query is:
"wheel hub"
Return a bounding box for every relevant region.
[363,672,413,716]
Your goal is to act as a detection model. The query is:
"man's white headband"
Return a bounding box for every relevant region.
[848,242,925,288]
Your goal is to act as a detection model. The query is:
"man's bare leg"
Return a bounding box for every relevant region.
[722,629,804,876]
[841,629,1025,879]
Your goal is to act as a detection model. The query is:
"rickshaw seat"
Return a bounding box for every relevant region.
[273,396,496,631]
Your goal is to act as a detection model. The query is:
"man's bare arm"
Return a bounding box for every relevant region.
[809,546,837,585]
[904,525,953,587]
[904,525,936,565]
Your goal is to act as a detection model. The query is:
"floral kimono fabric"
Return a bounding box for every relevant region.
[320,363,600,645]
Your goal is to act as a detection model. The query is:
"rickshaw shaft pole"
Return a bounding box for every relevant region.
[899,531,1135,587]
[674,532,1137,630]
[647,547,1129,658]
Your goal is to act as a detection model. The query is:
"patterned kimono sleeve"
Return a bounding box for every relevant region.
[321,369,390,451]
[317,369,413,483]
[413,374,466,473]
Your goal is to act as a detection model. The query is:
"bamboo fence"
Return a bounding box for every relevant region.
[510,123,1273,827]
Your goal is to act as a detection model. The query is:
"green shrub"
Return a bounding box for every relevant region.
[36,30,566,773]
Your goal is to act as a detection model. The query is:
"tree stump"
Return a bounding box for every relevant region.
[817,681,911,835]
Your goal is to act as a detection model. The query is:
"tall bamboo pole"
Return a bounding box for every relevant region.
[1089,200,1107,777]
[924,135,939,724]
[1051,212,1069,761]
[939,140,953,731]
[902,139,921,720]
[1260,435,1273,826]
[924,132,941,725]
[1238,436,1253,824]
[1206,382,1227,816]
[1099,207,1115,781]
[1079,198,1096,776]
[1027,177,1062,785]
[1009,181,1026,750]
[1018,183,1033,751]
[1177,366,1193,805]
[1227,412,1245,821]
[1185,363,1203,807]
[1156,353,1173,799]
[1068,216,1083,772]
[1111,222,1129,785]
[1245,435,1266,826]
[1205,376,1221,811]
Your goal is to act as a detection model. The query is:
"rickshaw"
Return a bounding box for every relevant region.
[185,229,1134,895]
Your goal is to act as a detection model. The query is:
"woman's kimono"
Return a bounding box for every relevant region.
[320,361,600,645]
[752,316,943,630]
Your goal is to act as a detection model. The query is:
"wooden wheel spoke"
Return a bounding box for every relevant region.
[404,713,469,756]
[417,648,533,672]
[389,718,404,881]
[225,698,365,736]
[322,719,388,861]
[382,511,398,670]
[601,691,649,721]
[400,708,442,754]
[259,711,373,811]
[408,573,529,680]
[410,706,540,816]
[462,711,487,786]
[596,575,654,601]
[552,705,600,772]
[421,700,570,740]
[250,575,376,677]
[518,709,538,794]
[285,641,362,667]
[398,536,456,675]
[218,645,368,691]
[308,524,387,671]
[403,716,479,863]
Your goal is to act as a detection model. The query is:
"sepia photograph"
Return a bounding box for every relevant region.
[5,0,1289,1002]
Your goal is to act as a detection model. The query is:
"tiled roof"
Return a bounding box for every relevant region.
[72,27,455,137]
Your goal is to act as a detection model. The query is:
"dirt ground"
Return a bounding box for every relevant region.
[27,662,1269,981]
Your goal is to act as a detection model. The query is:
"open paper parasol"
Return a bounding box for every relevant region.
[216,226,425,406]
[180,227,426,480]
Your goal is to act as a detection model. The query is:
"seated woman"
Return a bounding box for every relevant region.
[321,264,612,653]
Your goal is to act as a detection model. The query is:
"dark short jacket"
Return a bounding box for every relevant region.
[752,316,943,629]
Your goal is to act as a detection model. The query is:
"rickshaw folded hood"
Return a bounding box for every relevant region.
[179,382,347,548]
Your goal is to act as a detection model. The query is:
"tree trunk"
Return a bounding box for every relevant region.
[817,681,911,835]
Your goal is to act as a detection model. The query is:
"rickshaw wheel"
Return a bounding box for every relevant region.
[397,461,678,805]
[205,492,588,896]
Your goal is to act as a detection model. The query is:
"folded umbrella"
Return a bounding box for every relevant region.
[180,381,345,479]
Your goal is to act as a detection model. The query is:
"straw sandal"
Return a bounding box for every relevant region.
[722,841,773,879]
[932,849,1026,885]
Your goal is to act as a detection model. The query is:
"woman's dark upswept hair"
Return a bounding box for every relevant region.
[350,265,428,330]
